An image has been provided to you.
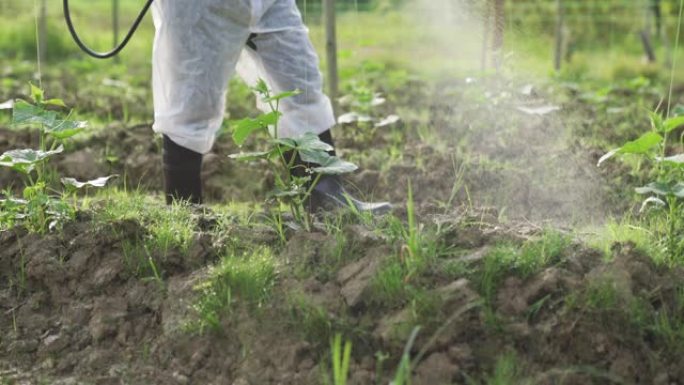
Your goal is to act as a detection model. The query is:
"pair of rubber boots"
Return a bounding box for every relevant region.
[162,131,391,215]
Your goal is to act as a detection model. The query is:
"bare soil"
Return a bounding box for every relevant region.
[1,208,683,384]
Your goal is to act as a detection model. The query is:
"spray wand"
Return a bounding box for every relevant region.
[63,0,153,59]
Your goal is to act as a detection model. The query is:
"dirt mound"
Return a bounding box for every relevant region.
[1,211,684,384]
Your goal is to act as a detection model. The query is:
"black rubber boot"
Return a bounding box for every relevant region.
[293,130,392,215]
[162,135,203,205]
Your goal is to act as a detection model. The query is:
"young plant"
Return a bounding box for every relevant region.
[330,334,352,385]
[0,85,114,232]
[598,108,684,262]
[228,79,357,230]
[390,326,421,385]
[337,82,400,129]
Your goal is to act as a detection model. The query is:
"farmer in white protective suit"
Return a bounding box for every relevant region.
[152,0,390,213]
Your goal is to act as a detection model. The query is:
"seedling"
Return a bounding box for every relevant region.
[0,85,115,232]
[598,107,684,262]
[337,83,400,129]
[390,326,421,385]
[330,334,352,385]
[228,79,357,231]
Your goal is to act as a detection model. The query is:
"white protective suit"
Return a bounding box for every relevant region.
[151,0,336,154]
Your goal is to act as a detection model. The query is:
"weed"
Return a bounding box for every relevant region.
[286,293,334,343]
[330,334,353,385]
[466,352,528,385]
[190,247,277,334]
[96,189,196,255]
[647,286,684,353]
[586,218,660,262]
[389,326,420,385]
[370,259,408,307]
[472,230,571,325]
[379,182,441,283]
[584,278,621,310]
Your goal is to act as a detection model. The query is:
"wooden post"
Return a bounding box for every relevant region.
[554,0,564,71]
[113,0,120,62]
[323,0,339,116]
[639,0,656,63]
[113,0,120,47]
[492,0,505,71]
[38,0,47,63]
[652,0,662,38]
[481,0,491,72]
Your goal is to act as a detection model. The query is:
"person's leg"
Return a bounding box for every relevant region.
[237,0,336,141]
[152,0,251,204]
[237,0,391,214]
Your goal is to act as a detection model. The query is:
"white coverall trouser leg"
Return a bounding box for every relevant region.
[151,0,336,154]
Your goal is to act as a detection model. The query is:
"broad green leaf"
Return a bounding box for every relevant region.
[598,131,664,166]
[311,156,358,175]
[338,112,372,124]
[272,133,334,153]
[294,132,334,152]
[620,131,662,154]
[228,151,273,161]
[375,115,401,128]
[45,119,88,139]
[639,196,666,213]
[0,146,64,174]
[597,148,620,167]
[299,149,333,165]
[370,94,386,107]
[664,116,684,133]
[656,154,684,165]
[299,148,358,175]
[61,175,117,189]
[271,137,298,149]
[635,182,684,198]
[231,111,280,146]
[650,111,664,132]
[12,100,58,127]
[253,79,270,96]
[268,187,304,198]
[30,83,43,104]
[262,89,300,103]
[44,98,67,108]
[516,105,560,115]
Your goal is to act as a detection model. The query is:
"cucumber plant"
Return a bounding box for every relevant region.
[337,83,400,129]
[598,106,684,261]
[0,84,114,232]
[228,79,357,231]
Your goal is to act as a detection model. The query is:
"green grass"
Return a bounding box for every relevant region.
[190,246,277,334]
[370,259,408,307]
[95,189,196,254]
[586,218,659,260]
[287,293,335,343]
[477,230,571,306]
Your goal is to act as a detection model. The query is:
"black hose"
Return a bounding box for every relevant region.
[63,0,154,59]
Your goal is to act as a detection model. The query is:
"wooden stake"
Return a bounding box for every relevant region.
[481,0,491,72]
[323,0,339,116]
[554,0,564,71]
[38,0,47,63]
[113,0,120,62]
[493,0,505,71]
